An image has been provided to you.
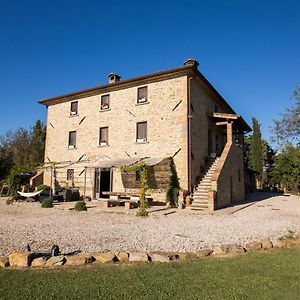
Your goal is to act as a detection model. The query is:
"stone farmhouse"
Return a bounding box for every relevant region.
[39,59,251,211]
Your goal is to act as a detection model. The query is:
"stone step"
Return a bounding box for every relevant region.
[190,204,209,209]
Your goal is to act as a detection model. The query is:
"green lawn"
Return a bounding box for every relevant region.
[0,248,299,300]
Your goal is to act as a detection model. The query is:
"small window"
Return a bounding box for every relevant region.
[136,122,147,142]
[68,131,76,148]
[70,101,78,115]
[101,95,110,110]
[137,86,148,103]
[238,169,241,182]
[99,127,108,145]
[67,169,74,180]
[214,104,218,113]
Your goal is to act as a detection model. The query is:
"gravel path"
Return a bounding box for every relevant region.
[0,193,299,256]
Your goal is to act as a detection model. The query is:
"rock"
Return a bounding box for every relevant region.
[212,244,245,256]
[0,257,9,268]
[177,252,197,260]
[93,252,117,263]
[272,239,287,248]
[129,252,149,262]
[45,255,66,267]
[31,257,47,267]
[286,239,300,248]
[116,252,129,262]
[65,255,94,266]
[196,249,213,258]
[244,241,262,251]
[260,238,273,250]
[150,253,170,262]
[9,252,33,267]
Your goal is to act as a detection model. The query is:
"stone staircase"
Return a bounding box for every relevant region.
[190,157,220,211]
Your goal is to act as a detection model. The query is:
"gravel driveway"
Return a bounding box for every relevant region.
[0,193,299,256]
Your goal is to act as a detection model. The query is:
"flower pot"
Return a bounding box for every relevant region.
[185,197,191,206]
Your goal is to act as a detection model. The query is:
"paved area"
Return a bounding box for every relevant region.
[0,193,299,255]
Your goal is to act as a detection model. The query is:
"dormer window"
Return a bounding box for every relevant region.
[137,86,148,103]
[101,95,110,110]
[70,101,78,115]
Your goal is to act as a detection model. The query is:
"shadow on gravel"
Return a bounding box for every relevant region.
[245,192,284,204]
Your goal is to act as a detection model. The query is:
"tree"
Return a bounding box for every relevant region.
[248,118,264,187]
[29,120,46,165]
[0,120,46,169]
[272,86,300,144]
[0,147,14,180]
[269,143,300,193]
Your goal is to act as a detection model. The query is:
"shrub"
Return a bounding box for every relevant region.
[41,198,53,208]
[36,184,50,191]
[6,197,13,205]
[74,201,87,211]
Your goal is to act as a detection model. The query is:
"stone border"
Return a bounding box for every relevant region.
[1,236,299,269]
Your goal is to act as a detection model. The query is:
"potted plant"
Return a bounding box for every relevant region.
[185,195,192,206]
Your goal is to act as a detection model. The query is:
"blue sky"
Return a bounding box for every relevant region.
[0,0,299,141]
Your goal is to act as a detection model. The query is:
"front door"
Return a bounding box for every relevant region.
[94,168,112,199]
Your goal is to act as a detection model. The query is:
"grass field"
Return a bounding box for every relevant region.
[0,248,299,300]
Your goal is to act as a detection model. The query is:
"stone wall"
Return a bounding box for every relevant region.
[190,78,227,188]
[43,76,188,199]
[212,143,245,209]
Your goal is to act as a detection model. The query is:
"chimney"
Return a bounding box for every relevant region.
[108,73,121,84]
[183,59,199,68]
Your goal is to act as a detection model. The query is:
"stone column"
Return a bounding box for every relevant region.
[226,121,233,145]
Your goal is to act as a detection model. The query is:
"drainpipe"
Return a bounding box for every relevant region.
[187,76,193,192]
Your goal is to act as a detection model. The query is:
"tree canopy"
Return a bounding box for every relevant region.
[272,86,300,144]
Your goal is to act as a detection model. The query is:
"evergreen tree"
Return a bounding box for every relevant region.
[30,120,46,165]
[249,118,264,186]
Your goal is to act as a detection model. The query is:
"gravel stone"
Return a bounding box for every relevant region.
[0,193,299,256]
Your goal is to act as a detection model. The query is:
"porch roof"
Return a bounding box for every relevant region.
[208,112,251,132]
[92,157,164,168]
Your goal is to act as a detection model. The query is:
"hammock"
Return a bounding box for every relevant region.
[17,190,44,198]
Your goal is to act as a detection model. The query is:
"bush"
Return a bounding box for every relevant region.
[6,197,13,205]
[41,198,53,208]
[36,184,50,191]
[74,201,87,211]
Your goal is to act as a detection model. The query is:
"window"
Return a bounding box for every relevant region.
[101,95,110,110]
[67,169,74,180]
[68,131,76,148]
[99,127,108,145]
[136,122,147,142]
[238,169,241,182]
[70,101,78,115]
[214,104,218,113]
[137,86,148,103]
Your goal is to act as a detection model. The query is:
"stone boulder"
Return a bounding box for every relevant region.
[93,252,117,263]
[9,252,33,267]
[31,257,47,267]
[45,255,66,267]
[0,257,9,268]
[244,241,262,251]
[150,253,170,262]
[176,252,197,260]
[65,255,94,266]
[260,238,273,250]
[129,252,149,262]
[196,249,213,258]
[116,252,129,263]
[212,244,245,256]
[272,240,287,248]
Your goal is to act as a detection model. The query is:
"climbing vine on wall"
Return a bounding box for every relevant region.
[123,162,149,217]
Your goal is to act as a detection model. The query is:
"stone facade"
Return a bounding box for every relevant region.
[41,60,250,208]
